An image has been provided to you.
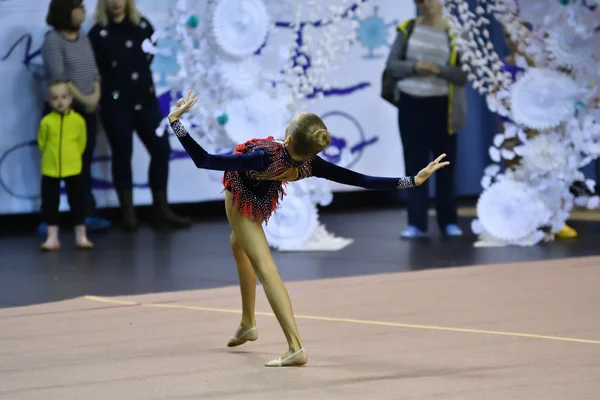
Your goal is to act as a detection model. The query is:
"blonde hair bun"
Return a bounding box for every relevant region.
[287,113,331,157]
[312,128,331,148]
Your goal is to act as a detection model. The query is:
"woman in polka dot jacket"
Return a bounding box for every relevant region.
[169,91,450,367]
[88,0,190,231]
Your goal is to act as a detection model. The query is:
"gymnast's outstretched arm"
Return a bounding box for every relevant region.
[310,156,414,189]
[310,153,449,189]
[170,119,267,171]
[168,92,267,171]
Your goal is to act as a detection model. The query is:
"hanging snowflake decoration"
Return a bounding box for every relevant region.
[262,188,320,249]
[567,114,600,158]
[210,0,270,58]
[502,0,561,25]
[544,24,599,71]
[476,179,552,244]
[224,91,289,145]
[510,68,581,130]
[218,58,262,97]
[518,131,571,174]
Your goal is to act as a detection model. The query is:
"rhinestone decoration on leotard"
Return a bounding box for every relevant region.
[223,137,313,223]
[172,120,188,137]
[397,176,414,188]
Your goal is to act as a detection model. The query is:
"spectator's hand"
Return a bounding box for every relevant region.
[90,90,101,104]
[83,95,99,113]
[414,61,441,75]
[168,90,198,123]
[414,154,450,186]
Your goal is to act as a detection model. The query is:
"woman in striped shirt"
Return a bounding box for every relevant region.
[385,0,468,240]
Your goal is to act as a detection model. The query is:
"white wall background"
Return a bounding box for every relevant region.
[0,0,415,214]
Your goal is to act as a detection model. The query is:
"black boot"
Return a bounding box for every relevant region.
[116,189,139,232]
[152,190,192,229]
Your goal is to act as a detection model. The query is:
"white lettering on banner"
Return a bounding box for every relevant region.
[0,0,413,215]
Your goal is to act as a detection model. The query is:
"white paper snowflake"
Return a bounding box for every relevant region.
[544,24,599,70]
[218,58,261,97]
[261,188,320,249]
[510,68,580,130]
[210,0,270,58]
[519,132,570,174]
[477,179,551,243]
[224,91,289,144]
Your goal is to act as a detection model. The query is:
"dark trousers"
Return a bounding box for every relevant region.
[80,109,97,217]
[99,103,170,191]
[43,102,97,217]
[398,93,458,231]
[40,174,85,226]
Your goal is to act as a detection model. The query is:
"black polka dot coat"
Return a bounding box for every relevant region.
[88,16,158,113]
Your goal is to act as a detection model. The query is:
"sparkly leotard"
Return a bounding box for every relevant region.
[222,137,315,222]
[171,120,415,222]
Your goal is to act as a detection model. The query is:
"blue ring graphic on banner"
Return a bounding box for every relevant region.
[320,110,378,169]
[0,140,39,200]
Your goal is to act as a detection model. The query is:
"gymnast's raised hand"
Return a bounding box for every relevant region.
[168,90,199,123]
[414,153,450,186]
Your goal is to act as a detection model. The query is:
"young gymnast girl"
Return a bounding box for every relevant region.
[168,91,450,367]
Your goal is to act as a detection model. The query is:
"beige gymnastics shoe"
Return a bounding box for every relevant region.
[264,348,307,367]
[227,326,258,347]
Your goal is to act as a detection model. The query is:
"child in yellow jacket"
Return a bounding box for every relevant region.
[38,81,94,251]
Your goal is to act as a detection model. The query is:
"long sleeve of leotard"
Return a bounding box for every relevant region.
[311,155,415,190]
[171,119,267,171]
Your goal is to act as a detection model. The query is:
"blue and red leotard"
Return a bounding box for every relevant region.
[171,119,415,222]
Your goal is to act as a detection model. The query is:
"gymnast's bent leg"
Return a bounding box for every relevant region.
[224,190,307,367]
[227,231,259,347]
